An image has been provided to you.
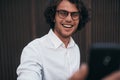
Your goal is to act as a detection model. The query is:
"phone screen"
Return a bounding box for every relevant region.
[86,43,120,80]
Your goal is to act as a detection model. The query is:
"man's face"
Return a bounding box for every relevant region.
[53,0,80,39]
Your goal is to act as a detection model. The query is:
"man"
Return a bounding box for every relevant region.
[17,0,89,80]
[17,0,120,80]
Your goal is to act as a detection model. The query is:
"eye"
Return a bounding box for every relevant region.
[72,12,79,17]
[59,10,68,17]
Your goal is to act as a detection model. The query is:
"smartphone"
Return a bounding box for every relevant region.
[86,43,120,80]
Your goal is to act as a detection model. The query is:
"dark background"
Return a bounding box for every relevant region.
[0,0,120,80]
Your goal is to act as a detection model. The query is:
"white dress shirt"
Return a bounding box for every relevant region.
[17,29,80,80]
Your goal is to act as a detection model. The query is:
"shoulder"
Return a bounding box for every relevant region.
[22,34,48,53]
[26,35,48,47]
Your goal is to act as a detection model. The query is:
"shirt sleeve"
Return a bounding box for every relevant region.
[16,43,43,80]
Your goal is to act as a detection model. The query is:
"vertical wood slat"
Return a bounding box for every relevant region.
[0,0,34,80]
[0,0,120,80]
[91,0,120,44]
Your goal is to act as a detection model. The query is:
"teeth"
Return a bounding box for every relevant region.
[63,24,73,28]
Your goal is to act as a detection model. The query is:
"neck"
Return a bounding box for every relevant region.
[53,29,71,48]
[60,37,70,48]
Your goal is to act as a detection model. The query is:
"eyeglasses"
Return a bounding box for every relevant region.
[56,10,80,20]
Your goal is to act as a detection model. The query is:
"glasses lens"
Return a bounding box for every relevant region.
[57,10,68,19]
[57,10,79,20]
[71,12,80,20]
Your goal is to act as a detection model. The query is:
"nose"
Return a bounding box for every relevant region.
[65,13,72,22]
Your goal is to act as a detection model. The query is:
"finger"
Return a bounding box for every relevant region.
[102,71,120,80]
[69,64,88,80]
[79,64,88,79]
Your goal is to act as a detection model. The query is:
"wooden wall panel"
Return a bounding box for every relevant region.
[34,0,50,38]
[1,0,120,80]
[91,0,120,44]
[0,0,34,80]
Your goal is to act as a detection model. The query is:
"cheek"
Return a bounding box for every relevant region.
[77,20,80,25]
[54,20,62,28]
[74,20,79,27]
[54,16,63,25]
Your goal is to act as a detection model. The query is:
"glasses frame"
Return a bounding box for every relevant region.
[56,10,80,21]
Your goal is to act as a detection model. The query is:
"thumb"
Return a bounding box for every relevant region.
[69,63,88,80]
[79,63,88,78]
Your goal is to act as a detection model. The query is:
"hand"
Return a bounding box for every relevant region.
[69,64,88,80]
[102,71,120,80]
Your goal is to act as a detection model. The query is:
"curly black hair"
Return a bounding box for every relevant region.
[44,0,89,31]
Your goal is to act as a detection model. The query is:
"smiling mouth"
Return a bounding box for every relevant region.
[62,24,73,28]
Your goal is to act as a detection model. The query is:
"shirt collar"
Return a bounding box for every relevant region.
[47,29,75,48]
